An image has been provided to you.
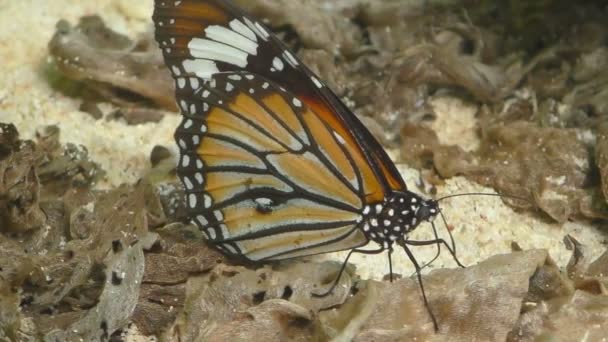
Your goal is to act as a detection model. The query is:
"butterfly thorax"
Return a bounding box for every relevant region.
[361,191,439,248]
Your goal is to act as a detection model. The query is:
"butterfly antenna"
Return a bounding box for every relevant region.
[436,192,533,205]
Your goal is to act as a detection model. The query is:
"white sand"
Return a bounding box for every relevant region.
[2,0,606,290]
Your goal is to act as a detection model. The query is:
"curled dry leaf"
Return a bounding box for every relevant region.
[164,261,354,341]
[48,15,176,114]
[321,249,548,341]
[401,121,607,222]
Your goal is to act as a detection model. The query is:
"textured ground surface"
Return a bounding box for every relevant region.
[1,0,607,340]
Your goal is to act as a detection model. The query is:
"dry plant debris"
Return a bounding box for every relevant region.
[2,0,608,340]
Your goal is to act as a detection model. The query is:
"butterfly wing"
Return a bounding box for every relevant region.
[153,0,406,260]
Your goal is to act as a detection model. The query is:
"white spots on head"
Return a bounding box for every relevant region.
[292,98,302,108]
[430,208,437,214]
[282,51,299,67]
[188,193,197,208]
[229,19,257,42]
[203,194,212,208]
[182,59,219,79]
[272,56,284,72]
[362,205,371,215]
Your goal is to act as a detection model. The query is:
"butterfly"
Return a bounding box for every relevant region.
[152,0,463,330]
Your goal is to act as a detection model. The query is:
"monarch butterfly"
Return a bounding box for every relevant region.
[153,0,464,330]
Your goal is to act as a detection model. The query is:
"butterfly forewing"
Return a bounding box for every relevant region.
[153,0,408,260]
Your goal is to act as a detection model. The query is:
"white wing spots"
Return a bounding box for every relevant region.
[203,194,212,208]
[179,100,188,112]
[182,59,219,79]
[196,215,207,226]
[171,65,181,76]
[206,227,217,239]
[183,176,194,190]
[292,98,302,108]
[188,193,197,208]
[192,135,200,146]
[196,159,204,169]
[184,119,193,129]
[333,131,346,145]
[272,56,284,71]
[229,19,257,42]
[228,74,242,80]
[262,82,269,89]
[182,154,190,167]
[189,104,196,115]
[178,139,186,149]
[177,78,186,89]
[311,76,323,88]
[190,77,199,89]
[188,38,250,68]
[362,205,371,215]
[169,19,175,24]
[226,82,234,92]
[202,90,210,98]
[363,222,370,231]
[174,1,182,6]
[210,79,217,88]
[214,210,224,221]
[170,37,176,44]
[223,244,238,254]
[245,75,255,80]
[200,124,207,133]
[370,218,378,227]
[282,51,299,67]
[255,198,273,206]
[249,88,255,94]
[195,172,204,184]
[205,26,258,55]
[203,103,209,111]
[244,17,269,41]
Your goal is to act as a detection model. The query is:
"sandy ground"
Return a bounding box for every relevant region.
[1,0,607,296]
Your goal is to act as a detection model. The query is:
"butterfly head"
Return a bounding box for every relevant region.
[362,191,439,247]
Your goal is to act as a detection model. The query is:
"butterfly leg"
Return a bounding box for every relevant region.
[400,242,439,332]
[404,238,466,268]
[312,247,385,298]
